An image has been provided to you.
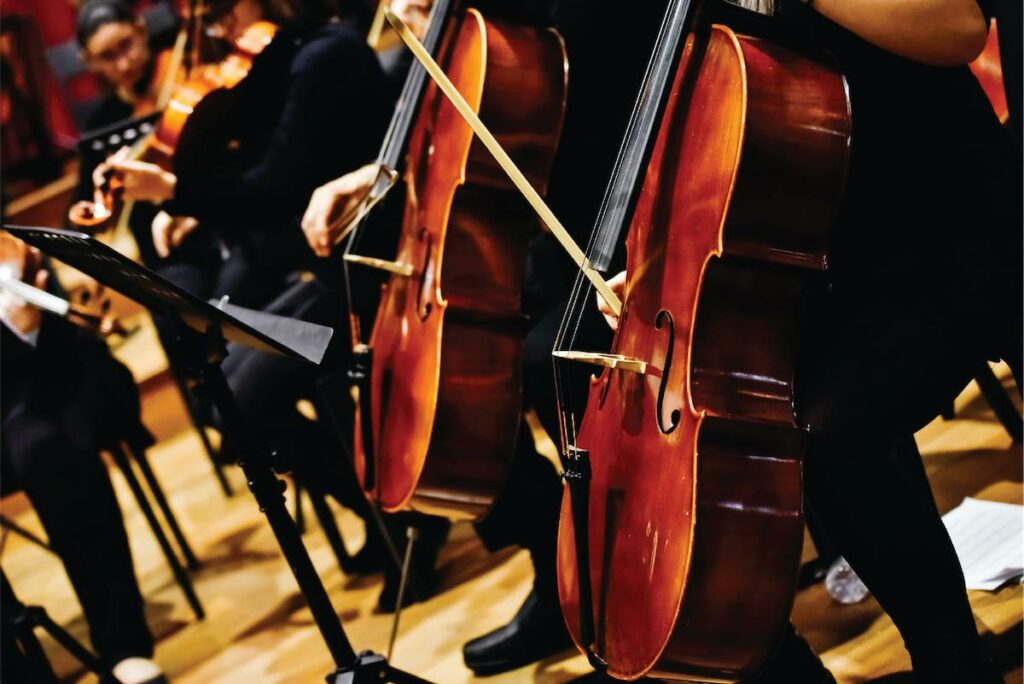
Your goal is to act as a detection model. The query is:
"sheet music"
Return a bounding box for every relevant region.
[942,497,1024,591]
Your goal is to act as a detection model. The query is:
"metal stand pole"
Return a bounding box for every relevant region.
[176,321,433,683]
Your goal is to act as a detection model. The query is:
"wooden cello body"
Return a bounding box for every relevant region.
[557,24,851,681]
[353,8,567,518]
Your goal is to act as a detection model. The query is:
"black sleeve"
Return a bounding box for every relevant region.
[168,33,391,233]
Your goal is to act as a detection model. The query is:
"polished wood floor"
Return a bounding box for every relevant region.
[2,331,1021,683]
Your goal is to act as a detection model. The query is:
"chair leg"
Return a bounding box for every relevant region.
[0,515,53,555]
[172,371,234,498]
[975,364,1023,443]
[125,445,201,570]
[294,481,306,534]
[308,488,353,575]
[109,443,205,621]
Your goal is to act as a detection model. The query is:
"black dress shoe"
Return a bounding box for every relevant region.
[462,588,574,676]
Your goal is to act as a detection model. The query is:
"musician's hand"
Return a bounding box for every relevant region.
[0,265,48,337]
[110,159,177,203]
[597,270,626,330]
[152,211,199,258]
[391,0,432,39]
[93,146,132,189]
[302,163,379,258]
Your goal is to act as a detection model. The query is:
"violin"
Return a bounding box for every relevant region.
[68,21,280,229]
[0,233,126,338]
[129,43,188,118]
[345,3,568,518]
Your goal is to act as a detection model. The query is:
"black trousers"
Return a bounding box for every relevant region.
[475,299,611,601]
[216,277,373,518]
[1,410,153,668]
[155,240,290,312]
[755,225,1021,682]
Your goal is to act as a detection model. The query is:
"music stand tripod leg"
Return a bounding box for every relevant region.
[178,322,434,684]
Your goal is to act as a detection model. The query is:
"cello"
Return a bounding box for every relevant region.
[346,4,568,519]
[550,0,851,678]
[389,0,851,679]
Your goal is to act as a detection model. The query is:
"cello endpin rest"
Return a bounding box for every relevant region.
[552,351,647,375]
[342,254,414,277]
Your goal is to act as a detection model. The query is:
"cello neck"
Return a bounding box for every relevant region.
[585,0,700,271]
[376,0,457,171]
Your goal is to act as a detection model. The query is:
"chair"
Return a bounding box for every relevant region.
[0,353,206,622]
[942,363,1022,443]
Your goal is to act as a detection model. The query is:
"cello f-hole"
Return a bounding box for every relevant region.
[655,309,680,434]
[416,228,434,321]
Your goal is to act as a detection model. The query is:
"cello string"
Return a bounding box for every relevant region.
[553,0,694,454]
[343,0,455,340]
[346,0,452,262]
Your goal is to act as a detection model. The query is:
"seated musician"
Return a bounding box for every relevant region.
[74,0,234,294]
[301,0,666,674]
[108,0,404,580]
[592,1,1016,682]
[0,245,165,684]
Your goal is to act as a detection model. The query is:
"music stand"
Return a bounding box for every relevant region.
[5,225,433,684]
[78,112,162,161]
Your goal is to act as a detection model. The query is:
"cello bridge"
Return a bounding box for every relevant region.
[552,351,647,375]
[343,254,414,277]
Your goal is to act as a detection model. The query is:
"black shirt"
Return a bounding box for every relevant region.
[169,22,393,242]
[781,0,1019,289]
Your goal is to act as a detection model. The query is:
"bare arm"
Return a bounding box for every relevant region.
[811,0,989,66]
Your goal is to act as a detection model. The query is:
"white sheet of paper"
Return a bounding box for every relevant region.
[942,497,1024,591]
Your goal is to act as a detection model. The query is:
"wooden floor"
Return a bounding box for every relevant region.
[2,350,1021,683]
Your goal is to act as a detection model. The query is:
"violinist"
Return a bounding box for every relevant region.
[108,0,401,575]
[0,242,165,684]
[73,0,227,290]
[73,0,174,217]
[108,0,393,304]
[302,0,666,673]
[592,1,1018,682]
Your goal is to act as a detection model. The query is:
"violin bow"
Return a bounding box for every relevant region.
[367,0,389,48]
[0,276,127,337]
[385,9,622,317]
